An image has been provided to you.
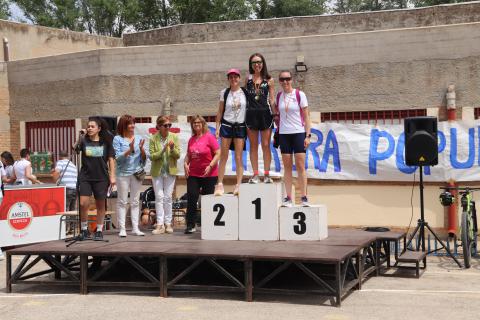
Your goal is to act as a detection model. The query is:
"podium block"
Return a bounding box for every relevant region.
[201,194,239,240]
[239,183,282,240]
[279,205,328,241]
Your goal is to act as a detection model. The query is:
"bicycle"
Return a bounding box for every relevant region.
[440,187,479,268]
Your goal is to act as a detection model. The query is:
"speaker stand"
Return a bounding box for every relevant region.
[405,165,462,268]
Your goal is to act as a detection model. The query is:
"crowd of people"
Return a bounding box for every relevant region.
[0,53,312,245]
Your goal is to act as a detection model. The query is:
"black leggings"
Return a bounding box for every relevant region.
[186,176,217,227]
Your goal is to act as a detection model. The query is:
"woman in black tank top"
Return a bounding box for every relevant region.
[244,53,275,184]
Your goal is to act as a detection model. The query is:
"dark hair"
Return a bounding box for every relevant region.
[279,70,292,78]
[59,150,69,158]
[1,151,14,166]
[20,148,30,158]
[248,53,271,80]
[88,116,113,144]
[117,114,135,137]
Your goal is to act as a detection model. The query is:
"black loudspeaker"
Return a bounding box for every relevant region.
[90,116,117,135]
[404,116,438,166]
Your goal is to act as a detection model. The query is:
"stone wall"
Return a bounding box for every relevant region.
[124,2,480,46]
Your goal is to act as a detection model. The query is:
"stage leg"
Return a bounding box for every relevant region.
[375,240,380,276]
[160,256,168,298]
[356,252,362,290]
[80,255,88,295]
[244,259,253,302]
[6,253,12,293]
[54,255,61,279]
[335,262,341,307]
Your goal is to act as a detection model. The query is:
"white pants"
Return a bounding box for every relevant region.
[116,175,143,231]
[152,175,176,225]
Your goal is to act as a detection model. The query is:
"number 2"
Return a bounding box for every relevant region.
[213,204,225,226]
[293,212,306,235]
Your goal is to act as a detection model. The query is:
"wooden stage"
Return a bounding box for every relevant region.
[5,228,405,307]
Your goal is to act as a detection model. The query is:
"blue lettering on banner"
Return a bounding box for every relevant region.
[306,128,323,170]
[369,129,395,175]
[450,127,475,169]
[319,130,341,172]
[396,133,416,174]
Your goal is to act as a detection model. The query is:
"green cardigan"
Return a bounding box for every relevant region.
[149,132,180,177]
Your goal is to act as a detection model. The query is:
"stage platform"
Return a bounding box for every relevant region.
[5,228,405,307]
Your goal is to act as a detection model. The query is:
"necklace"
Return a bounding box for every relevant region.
[283,92,293,119]
[253,77,262,101]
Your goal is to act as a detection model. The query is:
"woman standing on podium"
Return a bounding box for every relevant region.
[113,115,147,237]
[245,53,275,184]
[184,115,220,234]
[274,71,312,207]
[214,68,247,196]
[75,117,116,241]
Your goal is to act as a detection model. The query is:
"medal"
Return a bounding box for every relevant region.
[255,95,260,101]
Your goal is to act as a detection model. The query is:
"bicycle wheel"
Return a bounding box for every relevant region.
[461,211,472,268]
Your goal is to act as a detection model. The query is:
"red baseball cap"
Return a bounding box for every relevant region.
[227,68,241,76]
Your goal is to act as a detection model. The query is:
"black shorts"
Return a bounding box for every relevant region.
[79,180,109,200]
[220,122,247,139]
[245,108,273,131]
[279,132,306,154]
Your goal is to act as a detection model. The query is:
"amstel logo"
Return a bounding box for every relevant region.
[7,202,33,231]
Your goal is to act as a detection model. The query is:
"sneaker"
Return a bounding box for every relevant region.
[165,224,174,234]
[184,225,197,234]
[119,229,127,238]
[282,196,293,207]
[152,225,165,235]
[214,183,224,196]
[79,229,91,241]
[301,196,310,207]
[92,231,103,241]
[249,175,260,184]
[263,176,273,184]
[132,229,145,236]
[233,184,240,196]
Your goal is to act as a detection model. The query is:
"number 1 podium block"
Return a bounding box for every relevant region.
[201,194,239,240]
[279,205,328,241]
[239,183,282,240]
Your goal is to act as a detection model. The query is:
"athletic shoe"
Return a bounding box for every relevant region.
[152,225,165,235]
[92,231,103,241]
[184,225,197,234]
[282,197,293,207]
[79,229,91,241]
[214,183,224,196]
[132,229,145,236]
[165,224,174,234]
[233,184,240,196]
[301,196,310,207]
[119,229,127,238]
[263,176,273,184]
[249,175,260,184]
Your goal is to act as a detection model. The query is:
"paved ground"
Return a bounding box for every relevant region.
[0,255,479,320]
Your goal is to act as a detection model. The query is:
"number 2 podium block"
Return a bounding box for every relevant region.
[279,205,328,241]
[201,194,239,240]
[239,183,282,240]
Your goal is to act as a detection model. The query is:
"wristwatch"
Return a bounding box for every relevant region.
[307,133,312,138]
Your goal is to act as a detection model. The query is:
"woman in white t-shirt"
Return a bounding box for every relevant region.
[12,149,40,185]
[274,70,312,207]
[214,68,248,196]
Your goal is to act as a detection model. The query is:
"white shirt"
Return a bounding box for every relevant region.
[277,89,308,134]
[220,88,247,124]
[13,158,32,185]
[0,163,5,200]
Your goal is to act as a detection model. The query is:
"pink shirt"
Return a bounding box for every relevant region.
[187,132,219,177]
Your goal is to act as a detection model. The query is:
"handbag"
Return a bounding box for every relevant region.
[133,168,146,181]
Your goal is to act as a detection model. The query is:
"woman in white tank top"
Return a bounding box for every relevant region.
[12,149,40,185]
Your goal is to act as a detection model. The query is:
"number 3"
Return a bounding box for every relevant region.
[293,212,306,235]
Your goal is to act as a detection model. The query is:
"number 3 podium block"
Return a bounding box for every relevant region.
[239,183,282,240]
[201,194,239,240]
[279,205,328,241]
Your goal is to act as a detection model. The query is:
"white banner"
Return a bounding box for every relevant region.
[135,120,480,182]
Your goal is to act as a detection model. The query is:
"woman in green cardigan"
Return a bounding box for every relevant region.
[149,116,180,234]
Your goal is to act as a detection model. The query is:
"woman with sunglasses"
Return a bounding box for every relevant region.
[149,116,180,235]
[184,115,220,234]
[113,115,147,237]
[214,68,248,196]
[245,53,275,184]
[274,70,312,207]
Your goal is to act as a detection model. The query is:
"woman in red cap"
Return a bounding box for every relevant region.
[214,68,248,196]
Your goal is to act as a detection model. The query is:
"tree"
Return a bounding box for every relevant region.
[14,0,83,30]
[0,0,11,20]
[269,0,326,17]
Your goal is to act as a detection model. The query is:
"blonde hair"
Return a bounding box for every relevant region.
[190,115,208,135]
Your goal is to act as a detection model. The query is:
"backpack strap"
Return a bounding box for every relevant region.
[221,88,231,121]
[296,89,305,126]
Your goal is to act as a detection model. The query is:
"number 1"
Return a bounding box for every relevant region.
[252,198,261,219]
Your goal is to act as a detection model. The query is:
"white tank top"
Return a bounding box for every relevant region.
[13,159,32,185]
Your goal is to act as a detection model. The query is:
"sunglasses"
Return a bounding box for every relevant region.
[279,77,292,82]
[251,61,263,65]
[161,124,172,128]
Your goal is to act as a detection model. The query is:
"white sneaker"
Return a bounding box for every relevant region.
[119,229,127,237]
[152,225,165,235]
[249,175,260,184]
[233,184,240,196]
[301,196,310,207]
[132,229,145,236]
[165,224,174,234]
[282,197,293,207]
[263,176,273,184]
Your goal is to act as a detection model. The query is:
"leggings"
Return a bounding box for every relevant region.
[186,176,217,227]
